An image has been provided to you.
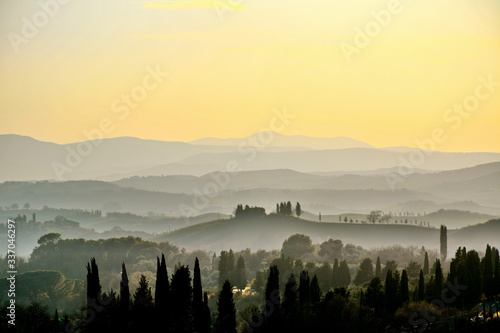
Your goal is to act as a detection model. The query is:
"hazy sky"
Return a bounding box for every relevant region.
[0,0,499,152]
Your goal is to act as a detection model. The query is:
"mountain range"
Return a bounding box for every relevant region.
[1,133,499,182]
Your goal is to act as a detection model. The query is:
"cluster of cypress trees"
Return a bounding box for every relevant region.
[79,243,500,332]
[84,255,211,333]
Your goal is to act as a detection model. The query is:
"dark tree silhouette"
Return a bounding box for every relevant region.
[265,265,281,331]
[375,256,381,278]
[337,260,351,288]
[482,245,494,299]
[295,202,301,217]
[365,277,384,315]
[400,269,409,304]
[384,269,398,312]
[202,292,211,333]
[86,257,102,332]
[310,274,321,304]
[299,270,311,305]
[282,274,298,331]
[418,269,425,301]
[354,258,374,285]
[423,251,430,276]
[53,309,59,332]
[132,275,154,331]
[214,280,237,333]
[332,258,339,288]
[170,265,193,333]
[193,257,203,333]
[440,225,447,262]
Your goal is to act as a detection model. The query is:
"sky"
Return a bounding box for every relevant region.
[0,0,499,152]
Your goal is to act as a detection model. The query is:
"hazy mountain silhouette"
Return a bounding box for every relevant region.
[2,134,499,181]
[190,131,373,149]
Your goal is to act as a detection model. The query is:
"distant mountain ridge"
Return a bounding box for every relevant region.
[190,131,373,150]
[1,134,499,182]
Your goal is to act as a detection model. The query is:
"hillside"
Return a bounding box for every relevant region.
[112,163,500,211]
[154,215,500,253]
[154,215,439,251]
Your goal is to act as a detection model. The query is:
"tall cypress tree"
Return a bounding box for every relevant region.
[400,269,409,304]
[282,274,298,327]
[120,263,130,312]
[299,270,311,305]
[385,270,397,312]
[53,309,59,332]
[171,265,193,333]
[423,252,430,276]
[86,257,101,307]
[86,257,101,332]
[310,275,321,304]
[492,247,500,298]
[265,265,281,331]
[295,202,302,217]
[215,280,236,333]
[418,269,425,301]
[193,257,203,332]
[434,259,443,299]
[440,225,447,262]
[132,275,154,331]
[202,292,211,333]
[482,245,494,299]
[338,260,351,288]
[155,254,170,313]
[119,263,130,331]
[375,257,382,278]
[332,258,339,288]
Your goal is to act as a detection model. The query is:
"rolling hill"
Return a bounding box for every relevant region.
[153,215,500,253]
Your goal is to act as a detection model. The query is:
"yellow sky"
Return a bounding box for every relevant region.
[0,0,499,152]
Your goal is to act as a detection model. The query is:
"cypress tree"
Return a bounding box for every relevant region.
[53,309,59,332]
[440,225,447,262]
[234,256,248,290]
[155,254,170,313]
[310,275,321,304]
[375,256,382,278]
[338,260,351,288]
[202,292,211,333]
[385,270,397,312]
[332,258,339,288]
[418,269,425,301]
[132,275,154,331]
[265,265,281,330]
[282,274,298,332]
[86,257,101,332]
[434,259,443,299]
[214,280,237,333]
[492,247,500,298]
[171,265,193,333]
[423,252,430,276]
[120,262,130,312]
[296,202,301,217]
[400,269,409,304]
[193,257,203,332]
[482,245,494,299]
[299,270,311,305]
